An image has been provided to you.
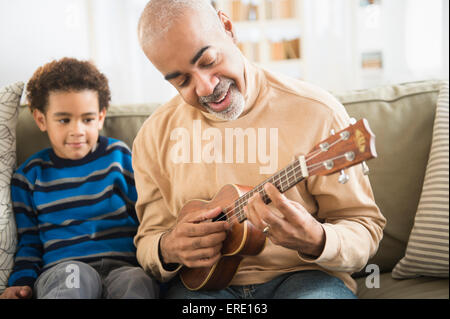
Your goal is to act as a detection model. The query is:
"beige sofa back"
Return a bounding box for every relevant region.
[15,80,442,273]
[336,80,441,273]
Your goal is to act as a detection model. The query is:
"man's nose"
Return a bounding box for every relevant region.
[194,72,219,98]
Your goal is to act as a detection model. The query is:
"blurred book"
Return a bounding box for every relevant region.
[361,51,383,69]
[271,41,285,60]
[268,0,295,19]
[231,0,242,21]
[230,0,259,21]
[284,38,300,59]
[360,0,381,7]
[265,0,273,19]
[270,38,300,60]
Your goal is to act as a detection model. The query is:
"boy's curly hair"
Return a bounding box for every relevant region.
[26,57,111,113]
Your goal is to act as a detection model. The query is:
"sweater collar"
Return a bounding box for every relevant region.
[49,136,108,168]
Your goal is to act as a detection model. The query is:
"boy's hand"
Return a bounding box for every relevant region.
[0,286,32,299]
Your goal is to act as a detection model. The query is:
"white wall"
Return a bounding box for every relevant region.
[0,0,176,105]
[87,0,176,105]
[0,0,91,102]
[302,0,359,91]
[1,0,448,105]
[302,0,448,92]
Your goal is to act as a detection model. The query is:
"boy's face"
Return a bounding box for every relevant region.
[33,90,106,160]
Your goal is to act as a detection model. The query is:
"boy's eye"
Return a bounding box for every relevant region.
[83,118,95,123]
[58,119,70,124]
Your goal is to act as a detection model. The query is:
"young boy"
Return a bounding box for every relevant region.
[0,58,158,299]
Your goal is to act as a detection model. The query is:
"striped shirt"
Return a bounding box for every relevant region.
[8,136,139,287]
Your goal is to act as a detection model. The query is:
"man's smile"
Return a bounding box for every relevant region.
[206,86,231,112]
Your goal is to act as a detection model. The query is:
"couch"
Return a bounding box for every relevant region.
[2,79,449,298]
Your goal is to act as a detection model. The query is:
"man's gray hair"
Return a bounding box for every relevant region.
[138,0,219,48]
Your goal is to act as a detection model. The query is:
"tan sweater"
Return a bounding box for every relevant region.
[132,59,386,294]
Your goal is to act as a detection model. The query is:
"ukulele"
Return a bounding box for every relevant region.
[179,118,377,291]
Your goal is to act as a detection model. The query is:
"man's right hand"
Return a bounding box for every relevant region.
[0,286,32,299]
[160,206,230,268]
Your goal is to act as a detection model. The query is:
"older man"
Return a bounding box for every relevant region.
[133,0,386,299]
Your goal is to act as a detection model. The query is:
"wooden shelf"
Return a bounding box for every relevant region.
[212,0,304,79]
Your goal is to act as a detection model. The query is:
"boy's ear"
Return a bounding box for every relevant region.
[32,109,48,132]
[97,107,107,130]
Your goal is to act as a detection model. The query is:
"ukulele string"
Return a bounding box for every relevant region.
[215,160,305,223]
[304,134,348,163]
[214,157,323,224]
[214,158,335,224]
[215,133,351,223]
[222,163,326,225]
[219,148,353,224]
[211,130,350,224]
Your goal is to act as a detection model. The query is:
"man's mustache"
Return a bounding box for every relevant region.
[199,78,233,104]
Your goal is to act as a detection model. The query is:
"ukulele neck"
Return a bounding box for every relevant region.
[235,158,305,223]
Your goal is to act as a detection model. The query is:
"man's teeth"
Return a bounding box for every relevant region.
[215,91,227,103]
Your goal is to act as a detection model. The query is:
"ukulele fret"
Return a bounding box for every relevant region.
[236,158,305,223]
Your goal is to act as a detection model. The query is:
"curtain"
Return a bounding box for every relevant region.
[88,0,177,105]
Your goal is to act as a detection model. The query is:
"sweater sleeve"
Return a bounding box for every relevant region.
[297,109,386,273]
[8,171,43,287]
[132,127,182,282]
[114,141,138,220]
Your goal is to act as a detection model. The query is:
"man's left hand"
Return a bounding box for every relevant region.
[244,183,326,258]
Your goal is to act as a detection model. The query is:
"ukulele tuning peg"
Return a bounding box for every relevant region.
[349,118,357,125]
[361,161,370,175]
[338,169,350,184]
[330,129,336,135]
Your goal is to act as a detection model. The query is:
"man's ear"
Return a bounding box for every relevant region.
[97,107,107,130]
[32,109,48,132]
[217,10,237,43]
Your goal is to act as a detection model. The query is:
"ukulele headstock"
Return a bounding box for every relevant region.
[304,118,377,178]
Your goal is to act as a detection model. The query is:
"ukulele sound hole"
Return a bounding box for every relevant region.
[212,211,227,222]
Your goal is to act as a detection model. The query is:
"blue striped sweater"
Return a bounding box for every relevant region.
[8,136,139,287]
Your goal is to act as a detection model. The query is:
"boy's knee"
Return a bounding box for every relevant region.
[57,260,100,281]
[37,260,102,299]
[104,266,159,299]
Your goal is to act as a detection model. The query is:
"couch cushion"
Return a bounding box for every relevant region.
[392,82,449,279]
[100,103,161,149]
[0,82,23,293]
[16,106,49,166]
[16,103,161,167]
[335,80,443,273]
[355,272,449,299]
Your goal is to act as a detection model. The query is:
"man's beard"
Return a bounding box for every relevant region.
[199,77,245,121]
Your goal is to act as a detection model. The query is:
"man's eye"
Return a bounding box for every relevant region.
[179,76,190,88]
[203,60,215,67]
